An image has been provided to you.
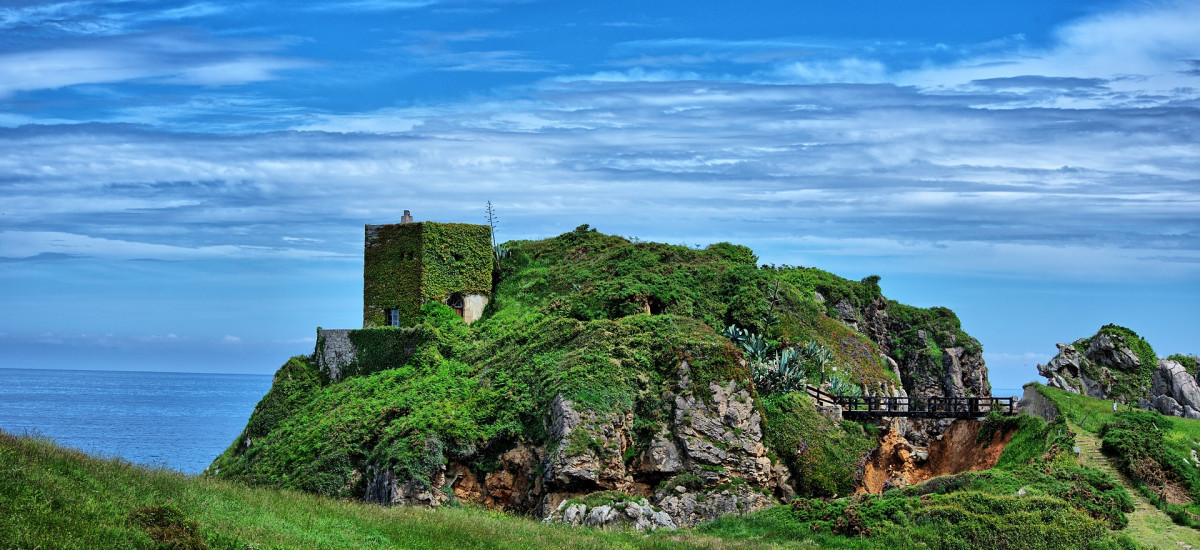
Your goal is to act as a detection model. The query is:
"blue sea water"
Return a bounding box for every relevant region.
[0,368,272,474]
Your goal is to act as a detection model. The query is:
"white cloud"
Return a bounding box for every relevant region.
[0,31,315,96]
[902,1,1200,106]
[0,231,352,261]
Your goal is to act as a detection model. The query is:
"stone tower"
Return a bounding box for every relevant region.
[362,217,492,327]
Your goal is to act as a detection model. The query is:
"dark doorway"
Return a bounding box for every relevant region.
[447,293,464,318]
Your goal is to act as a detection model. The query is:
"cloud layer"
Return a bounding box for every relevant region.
[0,0,1196,381]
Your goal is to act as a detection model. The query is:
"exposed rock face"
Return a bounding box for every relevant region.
[1017,385,1059,422]
[366,463,450,507]
[543,394,639,494]
[840,296,991,445]
[365,368,780,529]
[858,420,1014,494]
[539,376,780,527]
[545,498,676,530]
[1037,343,1104,397]
[367,443,542,509]
[1037,332,1143,402]
[1149,359,1200,419]
[654,484,775,528]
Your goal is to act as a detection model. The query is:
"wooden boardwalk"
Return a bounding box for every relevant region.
[806,386,1016,419]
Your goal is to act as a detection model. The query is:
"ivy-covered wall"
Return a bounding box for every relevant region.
[420,222,493,303]
[362,221,492,327]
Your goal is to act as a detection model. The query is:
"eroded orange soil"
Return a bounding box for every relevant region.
[857,419,1013,494]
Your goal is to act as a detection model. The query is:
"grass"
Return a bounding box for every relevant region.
[1,428,1150,550]
[1,430,835,550]
[1029,382,1200,530]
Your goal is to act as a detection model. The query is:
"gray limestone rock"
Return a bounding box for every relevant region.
[1154,395,1184,418]
[545,497,676,531]
[1151,359,1200,413]
[1017,386,1059,422]
[654,484,774,528]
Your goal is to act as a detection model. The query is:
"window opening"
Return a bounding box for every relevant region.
[447,294,465,318]
[386,309,401,326]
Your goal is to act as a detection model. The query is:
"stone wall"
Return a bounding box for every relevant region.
[316,329,356,382]
[462,293,489,324]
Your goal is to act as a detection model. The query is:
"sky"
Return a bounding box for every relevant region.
[0,0,1197,391]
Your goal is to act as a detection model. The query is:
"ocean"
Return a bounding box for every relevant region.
[0,368,273,475]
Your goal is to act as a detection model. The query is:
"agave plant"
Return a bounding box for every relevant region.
[741,333,770,363]
[797,340,835,382]
[829,372,863,398]
[723,324,749,346]
[749,346,809,396]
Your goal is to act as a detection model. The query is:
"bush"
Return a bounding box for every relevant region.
[759,392,874,496]
[128,505,208,550]
[1099,410,1200,503]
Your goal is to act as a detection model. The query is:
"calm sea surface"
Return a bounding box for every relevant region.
[0,368,272,474]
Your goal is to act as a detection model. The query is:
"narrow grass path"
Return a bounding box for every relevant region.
[1071,423,1200,549]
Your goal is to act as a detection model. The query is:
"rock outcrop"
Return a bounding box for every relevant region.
[545,497,675,530]
[1037,332,1144,401]
[537,373,780,528]
[1149,359,1200,419]
[1036,325,1200,420]
[839,296,991,445]
[363,369,781,529]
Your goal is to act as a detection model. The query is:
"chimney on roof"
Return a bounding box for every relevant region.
[401,210,413,224]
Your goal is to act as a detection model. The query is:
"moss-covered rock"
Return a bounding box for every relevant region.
[1037,324,1157,404]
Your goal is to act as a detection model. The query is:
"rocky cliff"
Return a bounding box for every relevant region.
[209,227,996,529]
[830,293,991,445]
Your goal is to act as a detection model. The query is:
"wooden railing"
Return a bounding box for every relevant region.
[806,386,1016,419]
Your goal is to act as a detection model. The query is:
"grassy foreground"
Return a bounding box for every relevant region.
[2,428,1145,549]
[1,431,814,550]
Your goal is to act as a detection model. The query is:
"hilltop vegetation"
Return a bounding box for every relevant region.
[195,226,1195,546]
[6,225,1187,548]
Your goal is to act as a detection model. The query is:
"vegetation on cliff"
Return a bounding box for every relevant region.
[211,227,951,505]
[703,410,1139,549]
[203,226,1167,547]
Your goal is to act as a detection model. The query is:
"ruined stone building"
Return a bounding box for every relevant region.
[362,212,492,326]
[316,211,493,381]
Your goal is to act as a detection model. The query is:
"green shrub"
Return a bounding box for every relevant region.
[759,392,874,496]
[705,491,1136,549]
[1099,410,1200,503]
[128,505,208,550]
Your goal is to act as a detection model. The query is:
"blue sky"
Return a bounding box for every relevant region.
[1,0,1197,391]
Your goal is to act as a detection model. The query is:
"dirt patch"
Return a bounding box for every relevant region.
[857,420,1014,494]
